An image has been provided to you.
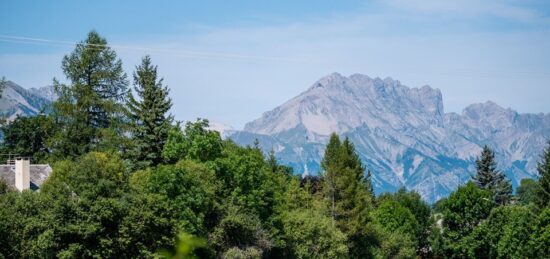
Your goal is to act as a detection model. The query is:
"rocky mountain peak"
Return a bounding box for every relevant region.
[245,73,447,136]
[234,73,549,202]
[463,101,511,117]
[29,85,57,102]
[461,101,518,129]
[309,72,345,89]
[0,81,53,121]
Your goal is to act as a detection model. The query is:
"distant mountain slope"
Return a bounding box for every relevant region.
[28,85,58,102]
[230,73,550,202]
[0,81,55,121]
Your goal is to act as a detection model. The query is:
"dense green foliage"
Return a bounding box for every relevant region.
[281,208,348,258]
[1,31,549,258]
[517,178,542,206]
[321,134,374,257]
[51,30,129,158]
[127,55,173,168]
[0,152,176,257]
[435,182,495,257]
[376,188,432,256]
[0,115,54,162]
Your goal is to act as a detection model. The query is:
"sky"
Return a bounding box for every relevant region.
[1,0,550,129]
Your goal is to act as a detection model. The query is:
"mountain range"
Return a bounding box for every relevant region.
[2,76,549,202]
[0,81,56,121]
[228,73,550,203]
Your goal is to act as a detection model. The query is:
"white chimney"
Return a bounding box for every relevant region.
[15,158,30,191]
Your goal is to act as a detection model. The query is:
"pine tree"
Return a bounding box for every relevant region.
[127,56,173,168]
[473,145,498,189]
[52,30,128,157]
[322,133,343,224]
[473,145,512,205]
[492,173,513,205]
[536,140,550,208]
[321,134,374,257]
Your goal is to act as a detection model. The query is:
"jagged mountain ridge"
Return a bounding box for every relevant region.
[0,81,55,121]
[230,73,550,202]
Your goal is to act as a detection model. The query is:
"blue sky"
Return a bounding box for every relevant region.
[1,0,550,129]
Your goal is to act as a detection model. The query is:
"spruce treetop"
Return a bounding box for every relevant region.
[127,55,173,168]
[473,145,512,205]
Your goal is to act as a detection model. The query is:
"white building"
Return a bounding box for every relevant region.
[0,158,52,191]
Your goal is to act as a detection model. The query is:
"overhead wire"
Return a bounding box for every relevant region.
[0,34,309,63]
[1,34,549,78]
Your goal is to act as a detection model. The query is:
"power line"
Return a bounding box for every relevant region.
[0,34,309,63]
[1,34,549,78]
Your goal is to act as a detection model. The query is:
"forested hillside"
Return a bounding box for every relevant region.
[1,31,549,258]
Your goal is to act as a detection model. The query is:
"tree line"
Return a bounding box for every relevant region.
[0,31,549,258]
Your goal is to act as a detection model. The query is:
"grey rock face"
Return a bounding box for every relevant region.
[28,85,58,102]
[232,73,550,203]
[0,81,55,121]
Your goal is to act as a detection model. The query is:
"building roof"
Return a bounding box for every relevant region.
[0,165,52,191]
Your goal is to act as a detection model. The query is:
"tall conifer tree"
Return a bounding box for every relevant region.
[473,145,512,205]
[473,145,499,189]
[52,31,128,157]
[321,134,374,257]
[322,133,343,223]
[127,56,173,168]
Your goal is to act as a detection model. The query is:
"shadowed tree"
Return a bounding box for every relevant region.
[517,178,542,206]
[321,134,375,257]
[473,145,512,205]
[536,140,550,208]
[437,182,495,257]
[51,30,128,157]
[0,115,54,162]
[127,55,173,168]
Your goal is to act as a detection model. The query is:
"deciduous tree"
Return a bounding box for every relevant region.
[438,182,495,257]
[517,178,542,206]
[0,115,54,162]
[162,119,222,163]
[281,209,348,259]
